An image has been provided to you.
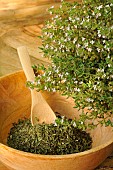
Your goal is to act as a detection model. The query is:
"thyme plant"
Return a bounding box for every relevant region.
[28,0,113,129]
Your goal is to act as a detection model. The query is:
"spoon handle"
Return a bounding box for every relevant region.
[17,46,56,125]
[17,46,34,82]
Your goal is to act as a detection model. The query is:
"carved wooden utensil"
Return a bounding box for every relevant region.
[17,46,56,125]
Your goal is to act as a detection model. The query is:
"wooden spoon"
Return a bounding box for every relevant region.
[17,46,56,125]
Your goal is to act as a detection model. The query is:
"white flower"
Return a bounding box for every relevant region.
[49,11,53,15]
[102,35,106,38]
[61,118,64,124]
[47,77,51,81]
[68,37,71,41]
[52,88,56,92]
[88,106,92,110]
[84,42,88,47]
[108,64,111,67]
[97,5,103,10]
[74,81,78,84]
[56,69,59,73]
[110,75,113,78]
[76,44,81,48]
[93,85,97,90]
[79,81,83,85]
[54,122,57,126]
[86,15,89,19]
[65,72,69,75]
[50,35,53,39]
[73,122,76,127]
[73,5,76,9]
[97,30,101,37]
[45,44,49,49]
[50,46,54,50]
[87,48,92,52]
[106,5,109,8]
[60,26,64,29]
[111,25,113,29]
[86,98,94,103]
[73,38,77,44]
[55,15,59,19]
[44,32,48,35]
[74,25,77,29]
[98,33,101,37]
[58,73,63,78]
[97,48,101,52]
[54,48,57,52]
[30,81,35,84]
[97,68,104,72]
[61,79,66,84]
[66,48,70,52]
[103,74,106,77]
[66,26,70,31]
[82,37,85,41]
[90,40,95,44]
[97,77,100,80]
[96,13,101,18]
[76,17,80,21]
[104,45,107,49]
[50,6,54,9]
[77,88,80,92]
[44,86,48,90]
[65,33,68,37]
[69,17,72,21]
[37,80,40,85]
[64,39,67,42]
[74,88,80,92]
[81,121,83,124]
[72,20,75,23]
[107,48,110,52]
[58,41,61,45]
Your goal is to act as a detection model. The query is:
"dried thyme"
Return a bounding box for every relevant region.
[7,116,92,155]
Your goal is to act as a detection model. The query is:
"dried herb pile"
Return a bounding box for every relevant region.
[7,116,92,155]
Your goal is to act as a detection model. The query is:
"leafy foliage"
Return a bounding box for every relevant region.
[28,0,113,129]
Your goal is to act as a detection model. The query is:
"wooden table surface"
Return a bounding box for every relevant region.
[0,0,113,169]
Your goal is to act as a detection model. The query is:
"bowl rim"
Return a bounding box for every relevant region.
[0,70,113,159]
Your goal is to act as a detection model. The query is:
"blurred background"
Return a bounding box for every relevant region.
[0,0,77,76]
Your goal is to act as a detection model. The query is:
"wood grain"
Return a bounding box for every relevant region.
[0,0,81,36]
[0,154,113,170]
[0,25,51,76]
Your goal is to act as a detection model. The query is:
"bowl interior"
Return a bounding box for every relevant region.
[0,71,113,149]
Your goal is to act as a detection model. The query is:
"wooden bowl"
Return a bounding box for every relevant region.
[0,71,113,170]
